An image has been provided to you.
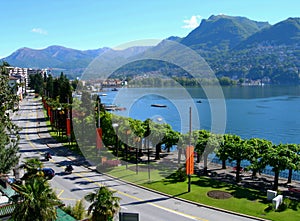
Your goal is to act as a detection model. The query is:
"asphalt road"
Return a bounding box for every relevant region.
[12,94,262,221]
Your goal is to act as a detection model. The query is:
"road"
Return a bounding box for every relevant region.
[12,94,262,221]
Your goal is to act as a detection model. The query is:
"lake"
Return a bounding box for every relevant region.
[100,85,300,145]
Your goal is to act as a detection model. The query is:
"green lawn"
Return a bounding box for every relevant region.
[105,165,300,221]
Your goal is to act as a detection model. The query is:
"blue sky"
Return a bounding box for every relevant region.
[1,0,299,58]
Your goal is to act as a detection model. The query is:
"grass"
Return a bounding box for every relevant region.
[105,165,300,221]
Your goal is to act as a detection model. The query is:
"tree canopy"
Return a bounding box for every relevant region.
[0,62,20,174]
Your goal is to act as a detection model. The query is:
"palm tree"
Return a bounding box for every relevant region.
[12,177,61,221]
[85,186,120,221]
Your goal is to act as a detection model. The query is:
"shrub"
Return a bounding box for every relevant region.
[62,199,86,220]
[175,167,187,182]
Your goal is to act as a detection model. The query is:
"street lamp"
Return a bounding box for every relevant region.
[125,129,131,169]
[112,123,119,160]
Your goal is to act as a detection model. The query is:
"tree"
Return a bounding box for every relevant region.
[262,144,291,190]
[0,62,20,175]
[162,125,180,153]
[85,186,120,221]
[63,199,86,220]
[12,177,61,221]
[58,72,72,103]
[20,158,44,180]
[246,138,272,178]
[285,144,299,183]
[29,73,44,95]
[45,74,54,98]
[194,130,212,175]
[176,133,190,164]
[216,134,229,169]
[226,134,252,182]
[147,122,168,160]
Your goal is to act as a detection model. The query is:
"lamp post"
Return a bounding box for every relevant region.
[96,95,102,156]
[57,107,62,138]
[125,129,131,169]
[112,123,119,160]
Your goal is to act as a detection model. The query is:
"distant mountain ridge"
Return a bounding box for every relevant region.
[235,17,300,49]
[5,45,109,69]
[2,15,300,83]
[180,14,271,51]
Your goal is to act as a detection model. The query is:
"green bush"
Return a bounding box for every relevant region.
[175,167,187,182]
[62,199,86,220]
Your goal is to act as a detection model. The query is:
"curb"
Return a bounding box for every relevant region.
[93,169,271,221]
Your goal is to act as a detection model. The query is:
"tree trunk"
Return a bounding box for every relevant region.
[139,140,143,154]
[167,145,171,153]
[252,169,257,179]
[203,154,208,175]
[155,143,161,160]
[196,152,200,163]
[177,147,182,164]
[235,160,241,183]
[222,159,226,169]
[273,171,279,190]
[288,168,293,183]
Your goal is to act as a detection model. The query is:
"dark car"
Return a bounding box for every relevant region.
[40,168,55,180]
[22,168,56,180]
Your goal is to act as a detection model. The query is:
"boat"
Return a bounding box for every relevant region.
[111,88,118,91]
[99,93,107,96]
[196,100,202,103]
[104,104,126,111]
[151,104,167,108]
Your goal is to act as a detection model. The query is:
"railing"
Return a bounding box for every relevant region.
[210,157,300,181]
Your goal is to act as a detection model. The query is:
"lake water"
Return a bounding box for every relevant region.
[100,85,300,145]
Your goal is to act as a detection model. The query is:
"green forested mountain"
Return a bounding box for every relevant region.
[2,15,300,84]
[235,17,300,49]
[180,15,270,51]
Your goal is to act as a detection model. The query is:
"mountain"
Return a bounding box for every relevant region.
[235,17,300,49]
[180,15,270,51]
[5,45,109,69]
[2,15,300,83]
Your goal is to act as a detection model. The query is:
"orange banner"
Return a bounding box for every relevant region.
[186,146,194,175]
[96,128,103,149]
[66,118,71,137]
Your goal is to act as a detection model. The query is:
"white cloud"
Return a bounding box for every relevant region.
[31,28,48,35]
[182,15,202,29]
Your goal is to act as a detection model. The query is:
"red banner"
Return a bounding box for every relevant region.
[186,146,194,175]
[96,128,103,149]
[66,118,71,137]
[47,106,51,117]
